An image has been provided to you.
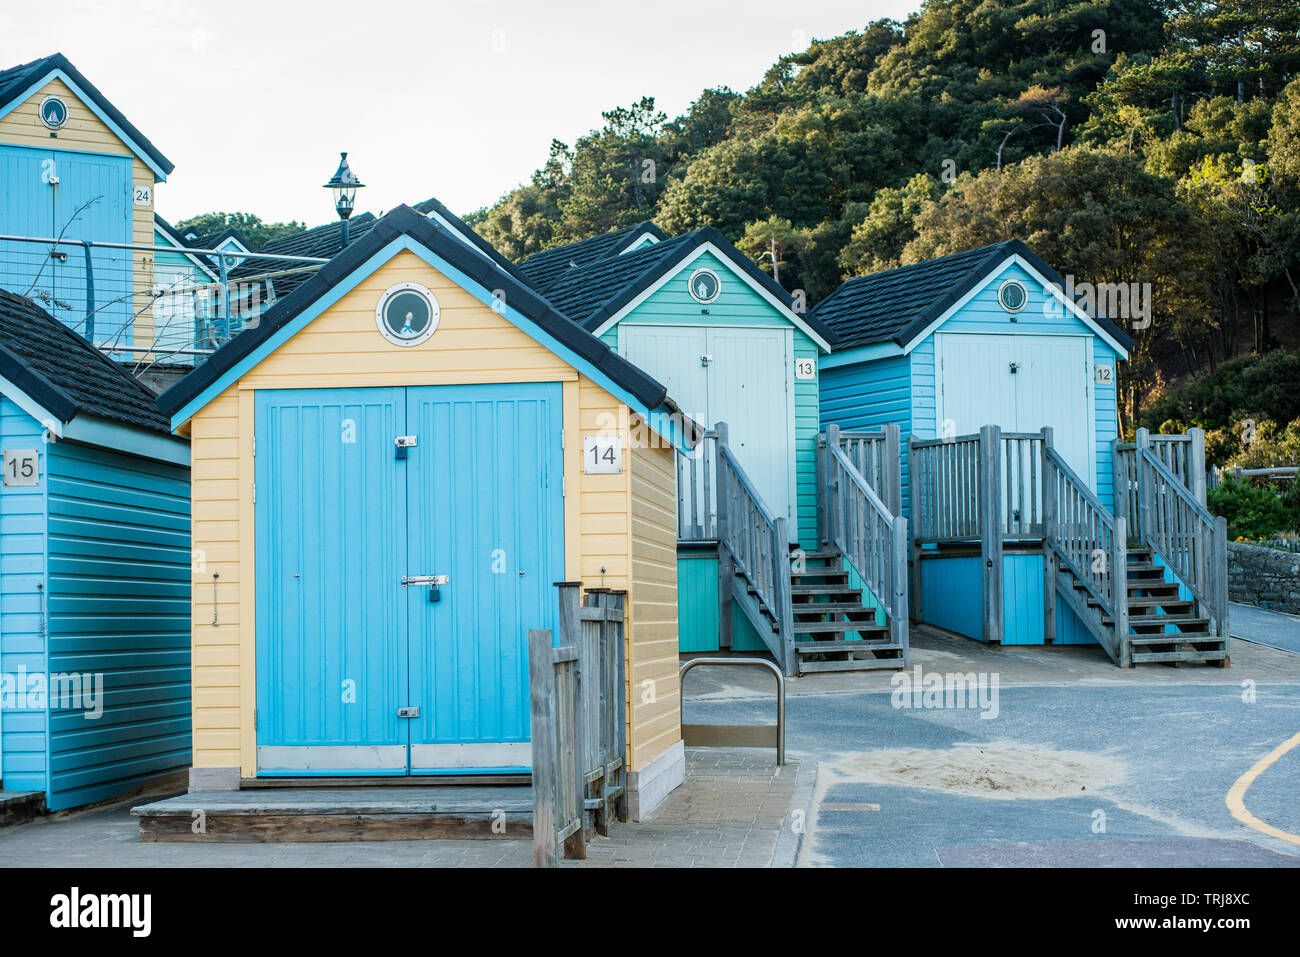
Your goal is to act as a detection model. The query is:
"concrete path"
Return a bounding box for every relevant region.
[681,626,1300,868]
[1231,602,1300,654]
[0,750,802,868]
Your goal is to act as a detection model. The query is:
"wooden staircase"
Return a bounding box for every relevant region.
[789,548,906,674]
[1057,546,1229,666]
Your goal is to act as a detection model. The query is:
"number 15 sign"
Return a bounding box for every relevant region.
[583,435,623,474]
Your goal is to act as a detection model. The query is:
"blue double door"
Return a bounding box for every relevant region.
[0,144,132,344]
[254,383,564,775]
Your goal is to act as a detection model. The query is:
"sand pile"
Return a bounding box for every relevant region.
[827,740,1124,799]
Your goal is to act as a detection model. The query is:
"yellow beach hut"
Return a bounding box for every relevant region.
[157,204,695,818]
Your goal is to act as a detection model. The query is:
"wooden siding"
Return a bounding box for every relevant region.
[820,354,913,516]
[0,76,159,353]
[185,249,678,774]
[628,441,681,769]
[0,398,48,793]
[44,441,191,809]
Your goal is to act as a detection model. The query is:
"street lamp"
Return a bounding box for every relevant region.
[324,151,364,248]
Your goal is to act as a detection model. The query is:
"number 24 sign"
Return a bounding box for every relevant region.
[583,435,623,474]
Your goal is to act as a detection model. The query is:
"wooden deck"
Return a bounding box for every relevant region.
[132,786,533,843]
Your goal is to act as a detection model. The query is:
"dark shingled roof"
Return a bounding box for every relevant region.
[0,288,171,433]
[0,53,174,175]
[159,206,684,424]
[531,225,837,346]
[520,222,668,292]
[540,232,698,322]
[811,239,1135,353]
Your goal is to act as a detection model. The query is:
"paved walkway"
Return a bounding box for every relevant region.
[0,749,805,868]
[1231,602,1300,654]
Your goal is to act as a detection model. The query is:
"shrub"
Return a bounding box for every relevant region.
[1208,476,1296,539]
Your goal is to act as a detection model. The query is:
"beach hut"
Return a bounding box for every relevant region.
[815,241,1229,664]
[0,53,173,355]
[157,204,696,817]
[521,227,896,672]
[0,288,191,810]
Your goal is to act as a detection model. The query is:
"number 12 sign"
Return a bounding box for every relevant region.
[583,435,623,474]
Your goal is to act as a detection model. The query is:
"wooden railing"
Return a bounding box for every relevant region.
[528,584,628,867]
[1001,432,1044,539]
[908,433,983,543]
[716,425,795,674]
[1043,440,1129,665]
[823,435,909,658]
[832,425,902,516]
[676,428,719,542]
[1137,446,1229,636]
[1114,428,1207,531]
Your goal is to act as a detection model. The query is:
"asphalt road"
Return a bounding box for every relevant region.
[683,670,1300,867]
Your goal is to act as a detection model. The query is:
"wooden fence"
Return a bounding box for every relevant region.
[831,425,902,516]
[1114,428,1207,529]
[528,584,628,868]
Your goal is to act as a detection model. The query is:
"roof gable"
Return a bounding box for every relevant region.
[0,53,173,178]
[0,288,170,433]
[812,239,1134,357]
[159,206,696,448]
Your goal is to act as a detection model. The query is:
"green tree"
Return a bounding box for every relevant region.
[174,212,305,250]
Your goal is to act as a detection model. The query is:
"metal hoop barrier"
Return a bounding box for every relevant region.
[678,657,785,765]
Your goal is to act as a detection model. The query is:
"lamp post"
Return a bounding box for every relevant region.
[324,152,364,248]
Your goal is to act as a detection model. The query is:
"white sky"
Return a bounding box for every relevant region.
[1,0,921,227]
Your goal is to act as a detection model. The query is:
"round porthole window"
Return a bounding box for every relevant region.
[998,279,1028,314]
[376,283,439,346]
[688,268,721,304]
[39,95,68,131]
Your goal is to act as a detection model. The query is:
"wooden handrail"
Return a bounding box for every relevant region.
[715,424,795,673]
[1137,445,1229,636]
[825,443,909,660]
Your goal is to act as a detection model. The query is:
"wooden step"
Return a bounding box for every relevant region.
[797,656,906,673]
[792,601,875,614]
[791,584,863,596]
[1102,614,1211,629]
[1130,648,1228,664]
[793,620,888,634]
[1129,634,1222,646]
[790,568,849,581]
[796,635,899,651]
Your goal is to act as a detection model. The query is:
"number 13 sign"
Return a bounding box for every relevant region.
[583,435,623,474]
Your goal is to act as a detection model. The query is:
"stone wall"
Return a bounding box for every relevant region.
[1228,542,1300,614]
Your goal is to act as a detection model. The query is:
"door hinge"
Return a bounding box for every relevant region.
[254,709,258,730]
[562,475,566,497]
[252,482,256,504]
[251,433,255,457]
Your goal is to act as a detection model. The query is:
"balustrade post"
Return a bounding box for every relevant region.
[1188,427,1208,506]
[907,436,922,623]
[978,425,1004,644]
[883,423,902,516]
[714,422,734,650]
[824,424,841,548]
[772,516,796,676]
[1135,427,1153,544]
[1041,427,1057,645]
[1112,516,1131,667]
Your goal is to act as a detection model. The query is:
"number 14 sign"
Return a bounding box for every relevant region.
[583,435,623,474]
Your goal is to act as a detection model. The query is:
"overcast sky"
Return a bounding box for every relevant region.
[2,0,921,227]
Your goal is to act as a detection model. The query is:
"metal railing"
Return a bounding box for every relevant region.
[679,657,785,765]
[528,584,628,867]
[0,233,327,367]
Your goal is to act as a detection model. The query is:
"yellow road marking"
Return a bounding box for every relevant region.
[1226,731,1300,847]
